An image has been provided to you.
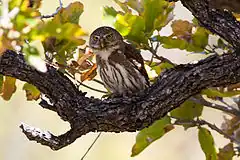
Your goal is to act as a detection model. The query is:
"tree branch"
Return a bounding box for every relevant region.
[0,0,240,150]
[180,0,240,48]
[190,96,240,117]
[1,47,240,149]
[174,118,240,144]
[40,0,63,19]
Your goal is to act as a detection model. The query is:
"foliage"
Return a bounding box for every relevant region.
[131,116,174,156]
[198,127,217,160]
[0,0,240,159]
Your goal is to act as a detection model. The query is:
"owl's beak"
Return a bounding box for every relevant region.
[100,39,105,48]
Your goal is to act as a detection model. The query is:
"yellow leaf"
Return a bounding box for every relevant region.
[22,83,40,101]
[1,76,17,101]
[233,13,240,21]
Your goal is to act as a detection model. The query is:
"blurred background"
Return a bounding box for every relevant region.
[0,0,233,160]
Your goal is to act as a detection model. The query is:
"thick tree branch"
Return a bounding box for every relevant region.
[0,0,240,150]
[1,48,240,149]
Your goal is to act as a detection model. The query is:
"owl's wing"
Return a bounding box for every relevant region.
[123,43,149,85]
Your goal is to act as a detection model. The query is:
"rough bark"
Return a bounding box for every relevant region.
[0,0,240,150]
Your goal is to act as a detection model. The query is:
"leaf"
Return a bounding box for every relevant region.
[23,44,47,72]
[22,83,41,101]
[143,0,169,33]
[154,36,189,50]
[102,6,120,24]
[102,6,118,17]
[131,116,174,156]
[201,88,240,98]
[81,64,97,82]
[217,143,234,160]
[115,13,147,44]
[113,0,131,13]
[126,0,144,14]
[198,127,217,160]
[77,49,94,66]
[171,20,193,39]
[28,0,42,9]
[191,27,209,51]
[1,76,17,101]
[170,100,203,129]
[53,2,84,24]
[0,74,3,92]
[149,62,174,75]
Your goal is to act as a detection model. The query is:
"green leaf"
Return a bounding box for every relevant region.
[198,127,217,160]
[113,0,131,13]
[103,6,118,17]
[22,83,41,101]
[201,88,240,98]
[148,62,174,75]
[126,0,144,14]
[155,36,188,50]
[192,27,209,51]
[217,143,234,160]
[143,0,169,33]
[102,6,119,24]
[114,13,148,44]
[170,100,203,129]
[53,2,84,24]
[131,116,174,156]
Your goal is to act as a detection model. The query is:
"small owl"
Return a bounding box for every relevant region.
[89,26,149,95]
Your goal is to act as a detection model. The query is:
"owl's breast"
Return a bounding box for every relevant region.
[97,57,147,95]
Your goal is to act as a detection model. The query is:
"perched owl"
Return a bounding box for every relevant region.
[89,26,149,95]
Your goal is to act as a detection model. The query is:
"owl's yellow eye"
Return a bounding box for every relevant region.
[105,33,113,39]
[93,36,99,41]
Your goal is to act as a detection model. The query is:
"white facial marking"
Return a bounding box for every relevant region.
[93,45,120,61]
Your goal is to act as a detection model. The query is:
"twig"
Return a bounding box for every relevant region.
[80,132,102,160]
[45,60,107,94]
[173,118,240,144]
[93,79,104,86]
[216,97,234,109]
[148,39,175,66]
[64,71,108,94]
[41,0,63,19]
[79,82,107,94]
[190,96,240,117]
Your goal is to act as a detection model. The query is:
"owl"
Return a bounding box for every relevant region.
[89,26,149,95]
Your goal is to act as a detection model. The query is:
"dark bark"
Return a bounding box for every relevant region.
[1,0,240,150]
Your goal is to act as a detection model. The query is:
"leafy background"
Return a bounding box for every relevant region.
[0,0,236,160]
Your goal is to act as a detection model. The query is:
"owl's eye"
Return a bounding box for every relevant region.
[105,33,113,39]
[93,36,99,41]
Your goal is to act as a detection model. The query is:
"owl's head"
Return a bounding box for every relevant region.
[89,26,123,50]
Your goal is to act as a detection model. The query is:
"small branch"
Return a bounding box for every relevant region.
[64,71,107,94]
[93,79,104,86]
[190,96,240,117]
[20,123,85,150]
[20,123,59,149]
[39,99,57,112]
[41,0,63,19]
[78,82,107,94]
[174,118,240,144]
[149,39,175,66]
[80,132,102,160]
